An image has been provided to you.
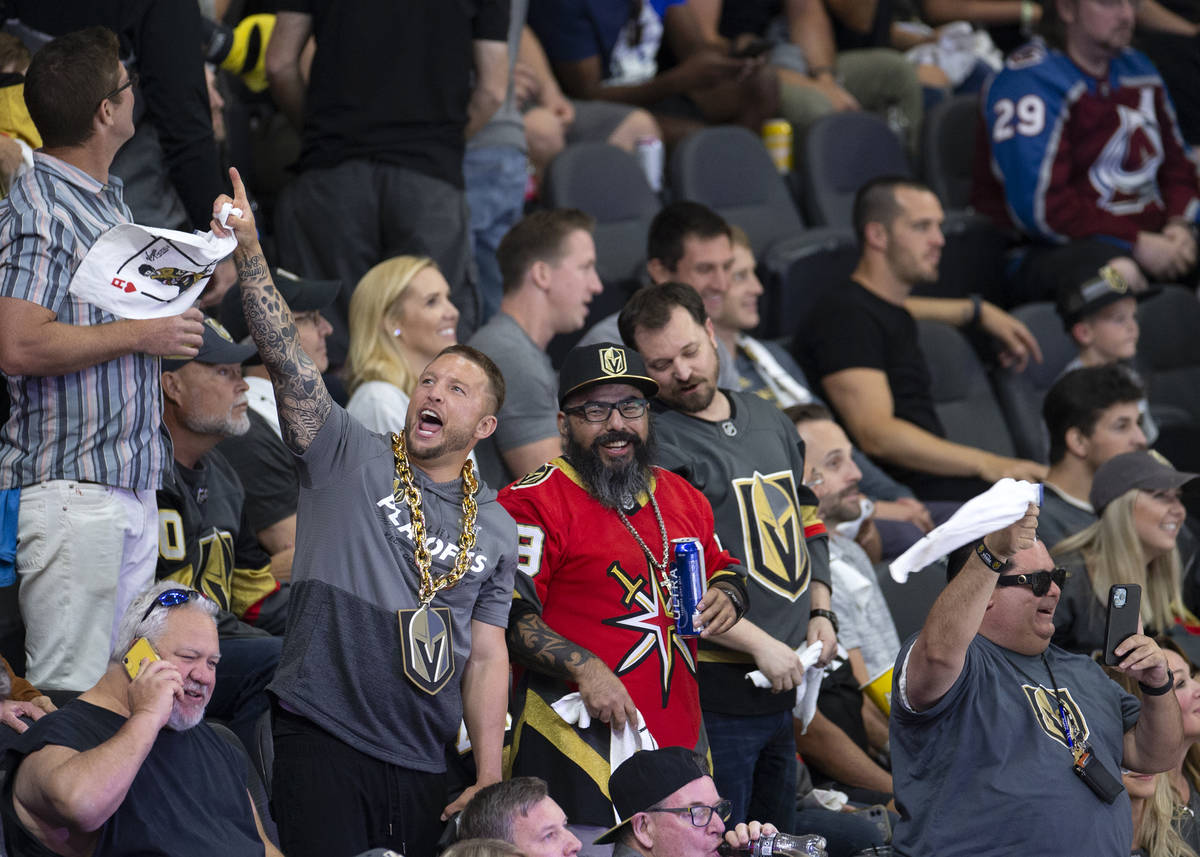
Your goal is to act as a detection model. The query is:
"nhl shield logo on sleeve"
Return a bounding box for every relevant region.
[398,606,456,695]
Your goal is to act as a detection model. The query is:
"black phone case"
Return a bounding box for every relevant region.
[1103,583,1142,666]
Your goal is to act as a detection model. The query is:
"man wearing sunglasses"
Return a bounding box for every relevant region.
[889,504,1183,856]
[499,342,747,847]
[0,27,207,696]
[593,747,776,857]
[5,581,283,856]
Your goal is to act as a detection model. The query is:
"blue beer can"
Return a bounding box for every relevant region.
[670,537,707,637]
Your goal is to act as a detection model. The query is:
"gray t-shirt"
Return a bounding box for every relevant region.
[269,405,518,771]
[891,634,1139,857]
[467,311,560,488]
[1040,482,1097,553]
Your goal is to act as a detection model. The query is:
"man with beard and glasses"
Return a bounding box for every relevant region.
[2,581,283,857]
[617,282,834,833]
[213,168,518,857]
[794,176,1047,503]
[158,316,286,752]
[497,342,748,850]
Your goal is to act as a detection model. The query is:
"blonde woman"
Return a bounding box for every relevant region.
[1106,661,1200,857]
[345,256,460,433]
[1051,451,1197,655]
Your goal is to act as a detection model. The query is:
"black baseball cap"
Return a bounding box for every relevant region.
[1089,450,1198,514]
[558,342,658,406]
[219,267,340,342]
[593,747,711,845]
[162,315,258,371]
[1056,266,1159,329]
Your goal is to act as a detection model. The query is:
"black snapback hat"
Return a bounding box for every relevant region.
[1056,266,1159,329]
[593,747,711,845]
[558,342,658,406]
[162,315,258,371]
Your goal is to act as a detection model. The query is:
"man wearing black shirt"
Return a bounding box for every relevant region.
[265,0,510,363]
[794,177,1047,501]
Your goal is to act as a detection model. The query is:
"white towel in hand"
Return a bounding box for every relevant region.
[889,479,1042,583]
[551,692,658,780]
[744,642,825,731]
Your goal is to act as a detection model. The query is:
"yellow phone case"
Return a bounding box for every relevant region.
[122,636,159,679]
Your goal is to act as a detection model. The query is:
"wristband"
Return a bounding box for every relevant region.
[1140,669,1174,696]
[975,540,1009,572]
[810,608,839,635]
[968,293,983,327]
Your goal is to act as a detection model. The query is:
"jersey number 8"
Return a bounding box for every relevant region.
[993,95,1046,141]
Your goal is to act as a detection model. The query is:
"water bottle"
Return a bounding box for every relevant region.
[717,832,827,857]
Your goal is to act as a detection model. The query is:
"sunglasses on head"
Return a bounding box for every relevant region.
[140,588,205,622]
[995,568,1069,597]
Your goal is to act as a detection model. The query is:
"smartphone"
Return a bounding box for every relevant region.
[122,636,160,679]
[1103,584,1141,666]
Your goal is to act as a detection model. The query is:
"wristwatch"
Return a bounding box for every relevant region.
[810,608,839,635]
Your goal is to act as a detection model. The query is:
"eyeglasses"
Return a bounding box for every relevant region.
[645,800,732,828]
[99,70,138,107]
[563,398,649,422]
[995,568,1069,597]
[140,588,204,622]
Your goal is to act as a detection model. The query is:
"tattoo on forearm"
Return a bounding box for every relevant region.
[236,247,331,454]
[507,611,594,679]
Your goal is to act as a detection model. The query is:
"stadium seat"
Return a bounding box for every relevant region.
[875,559,946,643]
[666,124,806,260]
[917,319,1018,458]
[541,142,660,364]
[209,719,279,847]
[800,112,911,229]
[991,302,1078,463]
[768,227,859,340]
[920,94,981,211]
[1135,286,1200,471]
[253,708,275,800]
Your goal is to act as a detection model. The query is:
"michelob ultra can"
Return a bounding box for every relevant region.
[670,537,707,637]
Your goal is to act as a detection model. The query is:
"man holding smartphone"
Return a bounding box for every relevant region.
[889,505,1182,856]
[5,581,282,856]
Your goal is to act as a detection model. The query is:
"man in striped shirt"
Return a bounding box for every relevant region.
[0,28,205,693]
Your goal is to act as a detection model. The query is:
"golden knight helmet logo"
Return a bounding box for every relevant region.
[600,346,627,376]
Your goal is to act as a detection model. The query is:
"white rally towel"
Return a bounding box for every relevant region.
[68,204,242,318]
[744,641,825,731]
[551,691,659,794]
[889,479,1043,583]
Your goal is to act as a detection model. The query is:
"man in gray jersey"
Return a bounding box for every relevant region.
[618,281,836,831]
[214,169,518,857]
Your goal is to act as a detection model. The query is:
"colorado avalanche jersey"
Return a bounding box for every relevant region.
[973,38,1200,247]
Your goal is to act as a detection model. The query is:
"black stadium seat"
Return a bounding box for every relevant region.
[541,142,660,364]
[800,111,911,229]
[991,302,1078,463]
[920,94,981,211]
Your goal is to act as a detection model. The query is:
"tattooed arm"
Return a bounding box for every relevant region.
[507,604,639,730]
[211,168,332,454]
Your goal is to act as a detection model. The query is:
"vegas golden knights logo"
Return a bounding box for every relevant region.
[1020,683,1090,750]
[600,346,627,376]
[398,607,456,695]
[732,469,809,601]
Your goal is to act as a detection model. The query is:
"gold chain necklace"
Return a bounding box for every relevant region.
[391,430,480,608]
[616,492,670,584]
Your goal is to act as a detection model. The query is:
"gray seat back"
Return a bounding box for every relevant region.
[801,112,911,228]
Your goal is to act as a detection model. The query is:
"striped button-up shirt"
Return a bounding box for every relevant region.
[0,153,167,490]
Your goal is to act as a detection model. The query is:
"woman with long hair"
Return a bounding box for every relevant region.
[345,256,460,434]
[1107,658,1200,856]
[1051,451,1197,655]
